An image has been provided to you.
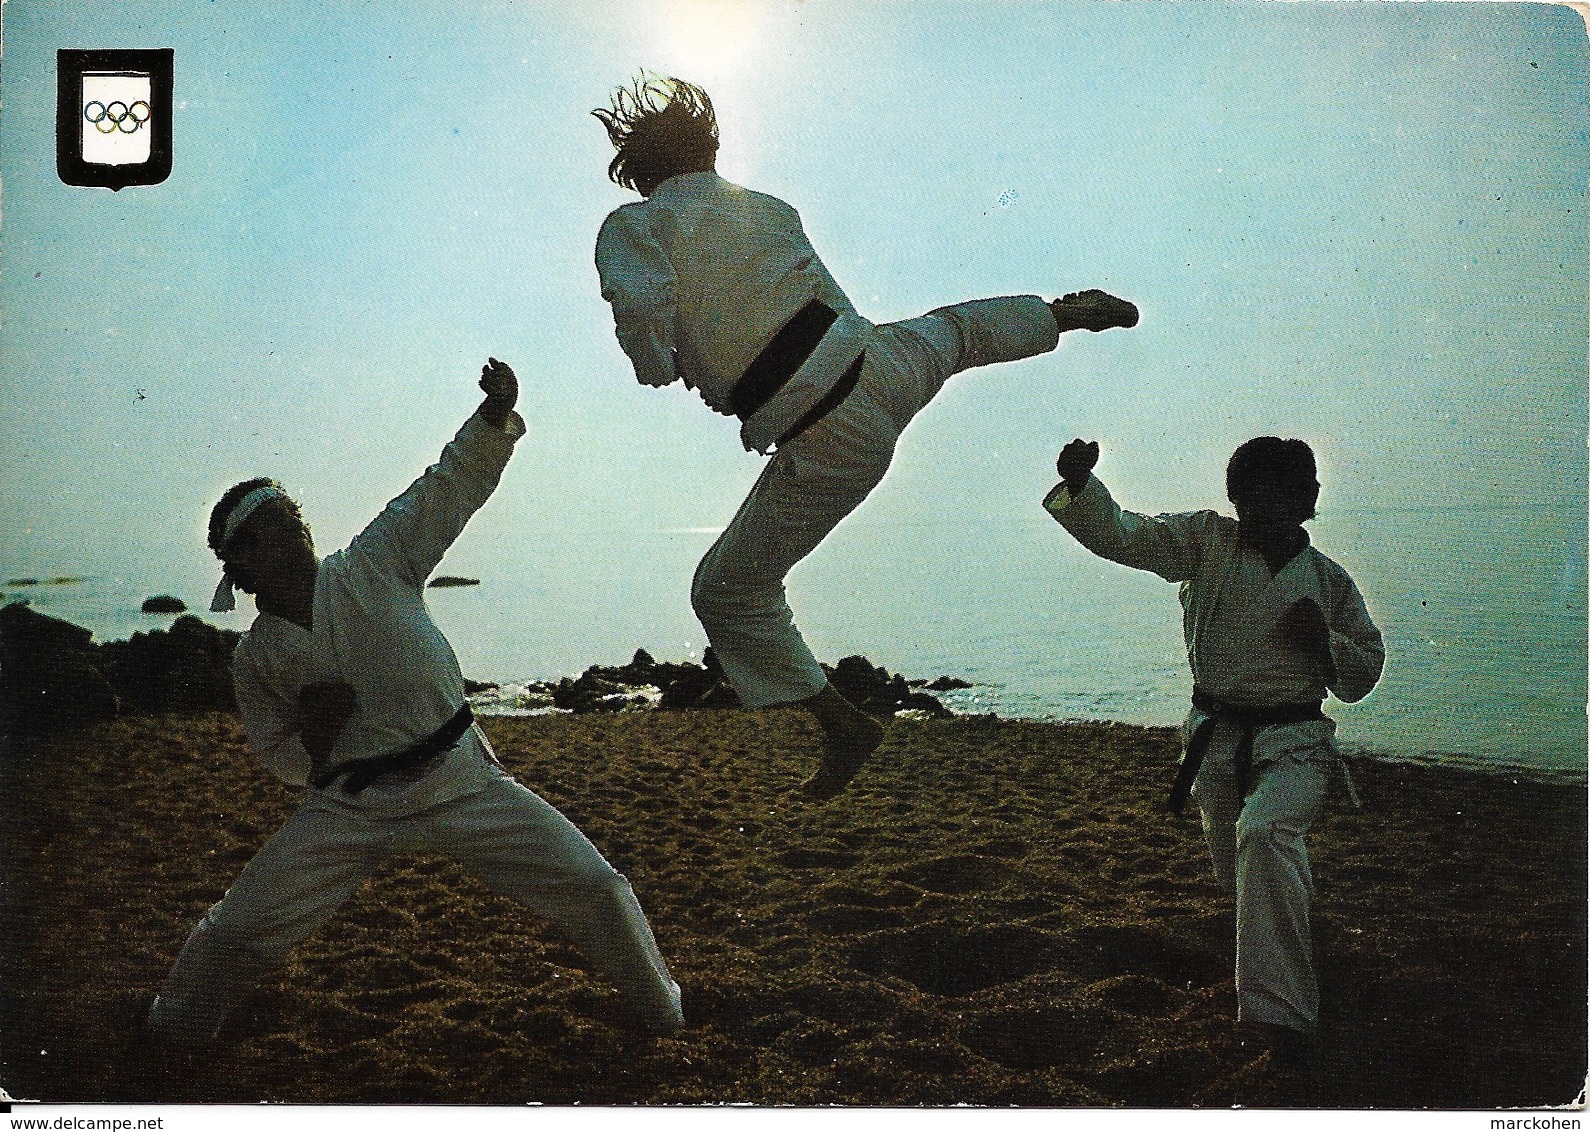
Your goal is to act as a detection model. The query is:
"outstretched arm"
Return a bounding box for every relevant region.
[348,359,526,587]
[1044,439,1210,583]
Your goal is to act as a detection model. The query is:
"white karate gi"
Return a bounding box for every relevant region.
[148,411,683,1043]
[597,171,1061,708]
[1045,474,1384,1033]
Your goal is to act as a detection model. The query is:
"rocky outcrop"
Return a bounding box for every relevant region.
[0,603,120,736]
[1,605,241,737]
[140,595,188,613]
[826,655,953,718]
[99,615,241,716]
[548,648,734,713]
[538,649,955,718]
[0,600,968,733]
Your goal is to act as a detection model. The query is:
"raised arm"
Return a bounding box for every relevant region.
[595,206,680,389]
[1044,439,1212,583]
[347,359,525,588]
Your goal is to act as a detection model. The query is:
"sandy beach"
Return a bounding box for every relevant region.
[1,708,1583,1108]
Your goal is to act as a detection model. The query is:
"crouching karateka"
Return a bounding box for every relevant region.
[1043,436,1384,1063]
[147,359,684,1043]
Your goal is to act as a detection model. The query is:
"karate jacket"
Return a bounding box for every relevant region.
[1045,475,1385,716]
[231,409,524,816]
[595,170,870,454]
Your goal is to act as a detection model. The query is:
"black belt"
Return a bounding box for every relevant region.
[776,351,864,446]
[313,703,474,796]
[729,300,839,421]
[1166,688,1325,815]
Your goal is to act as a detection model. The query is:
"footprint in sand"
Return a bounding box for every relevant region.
[805,905,910,935]
[1076,973,1183,1017]
[960,1002,1106,1069]
[849,922,1061,995]
[1065,923,1229,988]
[774,846,860,869]
[890,853,1012,894]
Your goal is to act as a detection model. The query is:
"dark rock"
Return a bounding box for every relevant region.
[463,678,499,695]
[925,675,973,692]
[823,654,951,719]
[656,648,740,710]
[692,680,743,709]
[0,603,120,736]
[551,648,948,717]
[427,576,480,588]
[99,615,240,715]
[548,648,747,714]
[602,650,691,688]
[902,690,952,715]
[551,669,634,714]
[141,595,187,614]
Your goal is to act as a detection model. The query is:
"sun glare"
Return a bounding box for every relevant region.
[646,0,776,182]
[658,0,763,84]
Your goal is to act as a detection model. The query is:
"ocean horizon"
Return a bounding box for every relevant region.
[5,502,1584,784]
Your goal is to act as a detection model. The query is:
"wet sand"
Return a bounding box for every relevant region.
[1,709,1583,1108]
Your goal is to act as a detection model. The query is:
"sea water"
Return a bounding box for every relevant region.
[5,504,1584,782]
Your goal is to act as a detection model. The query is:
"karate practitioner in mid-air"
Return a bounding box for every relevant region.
[592,76,1140,800]
[1043,434,1384,1067]
[147,359,684,1044]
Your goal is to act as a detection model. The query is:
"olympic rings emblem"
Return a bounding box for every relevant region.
[84,100,151,135]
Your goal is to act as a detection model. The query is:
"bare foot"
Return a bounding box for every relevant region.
[1049,289,1139,332]
[800,726,885,801]
[798,683,886,801]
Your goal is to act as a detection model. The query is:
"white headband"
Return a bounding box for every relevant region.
[209,485,287,612]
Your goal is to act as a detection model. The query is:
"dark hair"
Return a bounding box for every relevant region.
[209,477,302,549]
[593,75,718,195]
[209,478,305,594]
[1226,437,1319,515]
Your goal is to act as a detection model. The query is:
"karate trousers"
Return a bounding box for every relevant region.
[1190,714,1336,1033]
[692,295,1060,709]
[147,764,683,1042]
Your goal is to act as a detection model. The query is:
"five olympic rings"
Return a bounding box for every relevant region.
[83,100,151,134]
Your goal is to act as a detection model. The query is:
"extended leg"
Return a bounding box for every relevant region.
[147,799,387,1043]
[431,770,684,1033]
[696,294,1104,797]
[1192,729,1243,897]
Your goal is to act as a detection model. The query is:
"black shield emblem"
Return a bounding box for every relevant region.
[57,49,174,191]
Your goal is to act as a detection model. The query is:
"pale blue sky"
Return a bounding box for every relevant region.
[3,0,1586,601]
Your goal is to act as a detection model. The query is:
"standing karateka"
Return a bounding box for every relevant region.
[147,359,684,1044]
[1043,435,1384,1068]
[592,76,1140,800]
